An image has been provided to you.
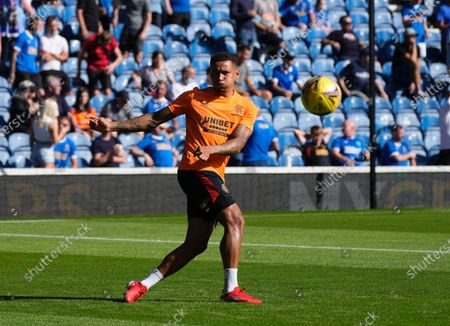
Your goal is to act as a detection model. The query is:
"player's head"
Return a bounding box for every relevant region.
[237,45,251,63]
[310,126,324,145]
[116,90,129,107]
[391,124,405,141]
[210,52,240,95]
[340,15,353,32]
[342,119,356,138]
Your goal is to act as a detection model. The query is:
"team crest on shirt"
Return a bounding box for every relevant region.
[231,105,244,117]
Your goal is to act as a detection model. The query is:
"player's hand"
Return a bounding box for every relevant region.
[88,115,112,132]
[194,146,212,161]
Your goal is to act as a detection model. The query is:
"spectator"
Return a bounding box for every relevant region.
[272,52,303,99]
[171,65,198,99]
[436,0,450,67]
[381,124,416,166]
[54,116,78,168]
[294,126,332,166]
[100,90,132,121]
[231,0,257,51]
[8,80,40,134]
[402,0,430,58]
[78,15,123,96]
[331,120,369,166]
[242,108,279,166]
[235,45,273,102]
[386,28,421,100]
[116,0,152,65]
[45,75,70,117]
[280,0,315,31]
[144,80,178,130]
[91,117,126,167]
[70,87,97,137]
[9,16,43,94]
[40,16,70,95]
[338,47,389,102]
[439,87,450,165]
[254,0,284,52]
[150,0,164,27]
[165,0,190,28]
[199,67,212,89]
[77,0,100,40]
[313,0,332,33]
[130,50,174,91]
[322,15,364,61]
[130,124,178,167]
[30,99,70,168]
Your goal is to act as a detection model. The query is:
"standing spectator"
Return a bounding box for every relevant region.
[294,126,332,166]
[144,80,178,130]
[100,90,132,121]
[130,124,178,167]
[45,75,70,117]
[272,52,303,99]
[165,0,190,29]
[30,99,70,168]
[331,120,369,166]
[254,0,284,52]
[386,28,421,100]
[150,0,164,27]
[313,0,332,33]
[402,0,430,58]
[77,0,100,40]
[8,17,43,94]
[338,47,389,102]
[130,50,174,91]
[91,117,126,167]
[242,108,279,166]
[8,80,40,134]
[280,0,315,31]
[235,45,273,102]
[436,0,450,67]
[54,116,78,168]
[322,15,364,61]
[381,124,416,166]
[439,87,450,164]
[40,16,70,95]
[78,15,123,96]
[70,87,97,137]
[171,65,198,99]
[231,0,257,51]
[117,0,152,65]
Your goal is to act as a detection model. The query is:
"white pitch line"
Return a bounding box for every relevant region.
[0,233,438,254]
[0,219,66,224]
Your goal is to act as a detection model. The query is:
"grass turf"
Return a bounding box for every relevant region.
[0,208,449,325]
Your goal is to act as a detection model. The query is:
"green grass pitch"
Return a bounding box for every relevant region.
[0,209,449,325]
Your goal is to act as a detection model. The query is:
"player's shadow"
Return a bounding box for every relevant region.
[0,295,124,303]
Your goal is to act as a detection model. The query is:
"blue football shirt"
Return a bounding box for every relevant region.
[332,136,366,166]
[137,134,174,167]
[54,137,77,168]
[242,118,277,163]
[382,139,411,166]
[14,31,40,74]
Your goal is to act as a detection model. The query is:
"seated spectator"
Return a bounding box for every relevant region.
[9,17,44,95]
[331,120,369,166]
[236,45,273,102]
[8,80,40,134]
[31,99,70,168]
[171,65,198,99]
[322,15,364,61]
[231,0,258,51]
[91,118,126,167]
[144,80,178,130]
[165,0,190,28]
[272,52,303,99]
[254,0,284,52]
[402,0,429,58]
[436,0,450,66]
[199,67,212,89]
[40,16,70,95]
[338,47,389,102]
[313,0,332,33]
[242,108,279,166]
[70,87,97,137]
[280,0,314,31]
[382,124,416,166]
[54,116,78,168]
[78,15,123,96]
[439,87,450,165]
[294,126,332,166]
[386,28,421,100]
[130,124,178,167]
[45,75,70,117]
[101,90,133,121]
[130,50,174,91]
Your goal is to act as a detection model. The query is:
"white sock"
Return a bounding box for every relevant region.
[141,268,164,289]
[224,268,239,293]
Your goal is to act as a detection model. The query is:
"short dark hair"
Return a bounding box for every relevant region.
[116,90,129,102]
[210,52,239,67]
[339,15,351,25]
[391,123,404,132]
[237,44,251,53]
[152,50,165,61]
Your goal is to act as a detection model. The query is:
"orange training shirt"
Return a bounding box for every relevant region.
[168,87,257,180]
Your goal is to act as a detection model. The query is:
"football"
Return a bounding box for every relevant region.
[301,76,342,116]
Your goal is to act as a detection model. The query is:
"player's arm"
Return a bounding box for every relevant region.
[194,124,253,161]
[89,107,176,133]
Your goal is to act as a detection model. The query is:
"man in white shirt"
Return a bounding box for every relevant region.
[171,65,198,99]
[440,87,450,165]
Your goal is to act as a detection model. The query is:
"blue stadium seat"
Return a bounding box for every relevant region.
[163,41,189,59]
[8,152,32,168]
[260,109,273,123]
[146,25,163,40]
[347,0,367,11]
[375,11,392,25]
[392,96,415,113]
[171,133,186,151]
[424,130,440,151]
[163,24,187,42]
[417,98,440,115]
[115,57,138,76]
[0,134,8,149]
[212,22,235,39]
[273,112,297,131]
[63,5,77,23]
[375,0,389,9]
[119,133,142,151]
[343,96,368,113]
[271,96,294,114]
[278,131,298,150]
[335,60,351,76]
[282,27,302,42]
[328,10,348,28]
[405,129,424,147]
[354,26,369,42]
[382,61,392,79]
[322,111,345,128]
[306,28,328,43]
[356,132,369,146]
[328,0,345,9]
[376,30,396,46]
[411,145,428,165]
[428,30,441,43]
[113,23,123,40]
[189,42,212,57]
[267,151,278,166]
[375,96,392,111]
[8,133,30,153]
[421,115,440,133]
[143,40,164,58]
[114,75,130,92]
[396,112,420,129]
[294,97,308,115]
[428,145,440,161]
[120,154,138,168]
[37,5,62,20]
[190,5,210,22]
[69,20,80,35]
[0,110,10,127]
[187,23,211,42]
[0,148,9,167]
[376,130,391,148]
[90,95,110,112]
[67,132,92,150]
[347,111,370,128]
[69,39,80,55]
[287,41,309,57]
[294,57,311,73]
[352,12,369,24]
[0,92,11,108]
[64,95,76,108]
[311,58,335,76]
[247,60,264,75]
[63,57,80,76]
[0,76,11,92]
[213,37,237,54]
[298,112,322,131]
[375,111,395,131]
[251,96,270,111]
[192,56,210,72]
[429,63,447,79]
[210,8,230,25]
[279,147,304,166]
